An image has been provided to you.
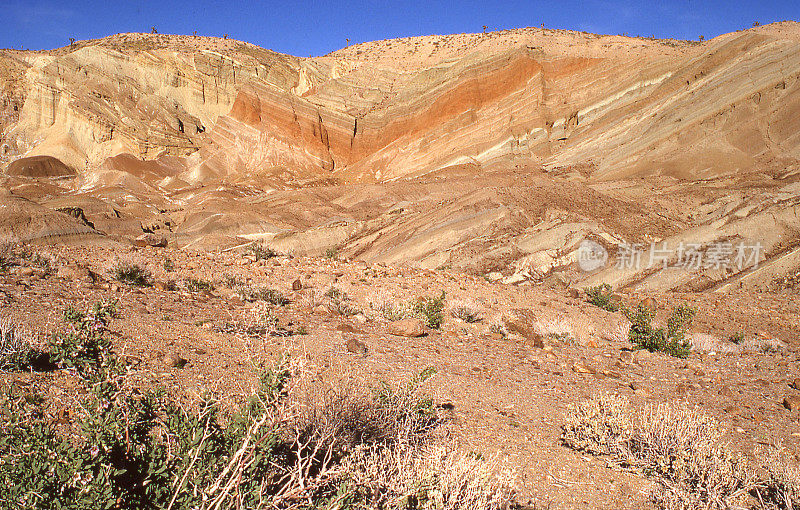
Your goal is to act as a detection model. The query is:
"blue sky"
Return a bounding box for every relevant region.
[4,0,799,56]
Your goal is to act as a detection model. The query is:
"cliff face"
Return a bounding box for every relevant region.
[2,25,800,292]
[3,25,799,182]
[1,33,303,171]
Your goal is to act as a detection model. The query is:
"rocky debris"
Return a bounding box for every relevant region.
[292,278,303,291]
[163,353,187,368]
[783,396,800,411]
[134,233,168,248]
[388,318,426,338]
[346,337,368,354]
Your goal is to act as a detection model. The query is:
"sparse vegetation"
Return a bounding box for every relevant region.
[325,286,361,316]
[450,300,483,323]
[247,242,279,261]
[111,261,152,286]
[623,302,695,358]
[0,304,516,509]
[184,277,213,292]
[325,247,339,260]
[162,257,174,272]
[563,395,754,510]
[730,332,745,345]
[412,291,446,329]
[236,283,289,305]
[585,283,619,312]
[376,292,447,328]
[0,317,38,372]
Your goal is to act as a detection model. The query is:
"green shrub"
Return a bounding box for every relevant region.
[0,303,517,509]
[413,291,446,329]
[162,257,174,272]
[623,302,695,358]
[112,262,152,287]
[247,242,279,261]
[325,247,339,259]
[49,301,120,382]
[729,332,745,345]
[325,287,360,316]
[236,284,289,305]
[184,277,213,292]
[585,283,619,311]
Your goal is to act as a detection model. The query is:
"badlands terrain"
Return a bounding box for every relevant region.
[0,21,800,509]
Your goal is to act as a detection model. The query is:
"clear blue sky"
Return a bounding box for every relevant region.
[5,0,799,56]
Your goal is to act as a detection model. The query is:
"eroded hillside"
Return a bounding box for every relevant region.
[1,24,799,292]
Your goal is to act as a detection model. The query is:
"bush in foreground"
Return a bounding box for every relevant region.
[560,395,800,510]
[0,303,517,509]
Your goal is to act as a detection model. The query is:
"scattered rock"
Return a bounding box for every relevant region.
[292,278,302,291]
[572,362,595,374]
[163,354,187,368]
[719,385,734,397]
[792,378,800,390]
[346,337,368,354]
[134,233,168,248]
[724,405,742,416]
[336,323,365,334]
[388,318,426,337]
[784,396,800,411]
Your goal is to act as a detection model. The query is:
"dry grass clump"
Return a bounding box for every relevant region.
[449,299,483,323]
[563,395,754,509]
[756,444,800,509]
[110,260,152,286]
[339,444,518,510]
[0,316,38,372]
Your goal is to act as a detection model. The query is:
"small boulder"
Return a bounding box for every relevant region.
[784,396,800,411]
[134,233,168,248]
[346,337,368,354]
[388,318,426,338]
[292,278,303,291]
[163,354,187,368]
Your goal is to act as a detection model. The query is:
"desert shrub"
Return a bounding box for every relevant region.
[184,277,213,292]
[0,242,16,272]
[325,247,339,259]
[450,300,483,323]
[325,286,360,316]
[756,444,800,509]
[585,283,619,311]
[0,303,514,509]
[247,242,279,261]
[111,261,152,287]
[338,444,518,510]
[49,301,120,382]
[623,303,695,358]
[563,395,754,510]
[217,303,297,338]
[376,292,447,328]
[162,257,174,272]
[236,283,289,305]
[0,317,38,372]
[413,291,446,329]
[562,393,632,456]
[729,332,745,345]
